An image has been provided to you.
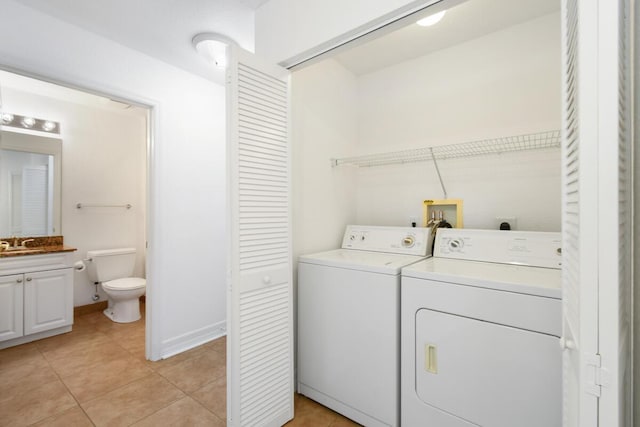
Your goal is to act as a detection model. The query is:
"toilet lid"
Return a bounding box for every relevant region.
[103,277,146,291]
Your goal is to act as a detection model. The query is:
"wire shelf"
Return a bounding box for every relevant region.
[331,130,561,168]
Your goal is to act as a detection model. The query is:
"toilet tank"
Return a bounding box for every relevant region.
[86,248,137,283]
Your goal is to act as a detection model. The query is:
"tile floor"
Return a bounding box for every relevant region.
[0,305,359,426]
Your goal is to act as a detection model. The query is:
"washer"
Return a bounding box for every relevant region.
[298,225,433,427]
[401,229,563,427]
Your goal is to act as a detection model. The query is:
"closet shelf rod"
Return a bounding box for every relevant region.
[76,203,132,209]
[331,130,561,168]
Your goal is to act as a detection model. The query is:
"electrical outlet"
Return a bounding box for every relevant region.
[495,216,517,230]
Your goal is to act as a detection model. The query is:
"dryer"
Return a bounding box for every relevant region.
[298,225,432,427]
[401,229,562,427]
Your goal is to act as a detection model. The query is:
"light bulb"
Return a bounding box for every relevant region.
[42,121,56,132]
[21,117,36,128]
[1,113,14,125]
[417,10,446,27]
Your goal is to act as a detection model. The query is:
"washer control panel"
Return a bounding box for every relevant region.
[341,225,432,256]
[435,229,562,269]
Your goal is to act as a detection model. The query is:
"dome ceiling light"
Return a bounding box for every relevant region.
[192,32,237,68]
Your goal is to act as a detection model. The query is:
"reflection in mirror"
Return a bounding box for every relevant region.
[0,131,62,237]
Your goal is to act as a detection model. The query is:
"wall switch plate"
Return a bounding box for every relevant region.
[495,216,517,230]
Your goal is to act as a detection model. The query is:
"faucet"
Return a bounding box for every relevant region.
[10,236,18,248]
[20,239,35,248]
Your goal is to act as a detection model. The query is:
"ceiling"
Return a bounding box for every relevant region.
[14,0,559,83]
[333,0,560,76]
[18,0,268,83]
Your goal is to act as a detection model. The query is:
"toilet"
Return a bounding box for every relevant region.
[86,248,146,323]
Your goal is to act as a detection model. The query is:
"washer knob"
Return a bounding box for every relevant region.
[449,239,463,250]
[402,236,415,247]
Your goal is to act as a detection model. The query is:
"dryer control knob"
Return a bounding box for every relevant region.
[402,236,415,247]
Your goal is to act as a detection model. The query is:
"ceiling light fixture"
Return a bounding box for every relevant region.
[417,10,446,27]
[192,32,237,68]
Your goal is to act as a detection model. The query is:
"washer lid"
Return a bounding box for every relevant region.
[402,258,561,299]
[103,277,146,291]
[299,249,428,275]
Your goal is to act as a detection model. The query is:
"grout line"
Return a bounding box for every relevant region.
[35,340,97,427]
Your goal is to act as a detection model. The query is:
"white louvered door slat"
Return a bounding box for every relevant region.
[561,0,598,425]
[227,46,293,427]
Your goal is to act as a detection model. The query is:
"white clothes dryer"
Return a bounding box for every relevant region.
[298,225,433,427]
[401,229,562,427]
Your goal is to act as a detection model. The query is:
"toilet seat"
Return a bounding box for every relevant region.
[103,277,146,291]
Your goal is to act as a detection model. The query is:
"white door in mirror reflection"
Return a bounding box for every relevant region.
[11,165,50,236]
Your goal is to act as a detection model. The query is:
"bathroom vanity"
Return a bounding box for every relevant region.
[0,240,76,349]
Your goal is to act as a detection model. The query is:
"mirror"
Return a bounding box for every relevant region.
[0,131,62,237]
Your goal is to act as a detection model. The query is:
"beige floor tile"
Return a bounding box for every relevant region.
[190,374,226,420]
[0,350,59,396]
[82,373,184,427]
[63,355,152,403]
[0,342,40,364]
[205,335,226,354]
[48,341,131,378]
[146,343,208,371]
[132,396,224,427]
[37,330,111,357]
[0,379,77,427]
[329,417,362,426]
[156,348,226,393]
[33,406,94,427]
[112,327,145,352]
[285,394,344,427]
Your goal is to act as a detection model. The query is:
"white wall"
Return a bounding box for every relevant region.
[291,59,358,260]
[355,12,561,231]
[0,1,227,360]
[256,0,434,64]
[292,12,561,244]
[0,87,147,306]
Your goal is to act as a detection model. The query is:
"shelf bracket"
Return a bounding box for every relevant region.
[429,148,447,199]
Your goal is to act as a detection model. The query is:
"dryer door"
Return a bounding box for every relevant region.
[415,309,561,427]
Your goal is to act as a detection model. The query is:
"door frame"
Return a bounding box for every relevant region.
[0,64,161,360]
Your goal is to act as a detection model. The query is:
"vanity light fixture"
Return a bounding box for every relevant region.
[0,112,60,134]
[417,10,446,27]
[192,32,237,68]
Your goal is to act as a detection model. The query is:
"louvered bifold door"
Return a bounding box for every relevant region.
[560,0,598,426]
[226,46,294,427]
[597,0,633,425]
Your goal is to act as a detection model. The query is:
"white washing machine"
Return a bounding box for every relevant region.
[298,225,433,427]
[401,229,562,427]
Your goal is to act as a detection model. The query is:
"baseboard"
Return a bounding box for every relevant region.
[160,320,227,359]
[74,301,108,317]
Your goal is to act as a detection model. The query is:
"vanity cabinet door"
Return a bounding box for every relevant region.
[24,268,73,335]
[0,274,24,342]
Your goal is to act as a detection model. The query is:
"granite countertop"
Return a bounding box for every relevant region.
[0,236,77,258]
